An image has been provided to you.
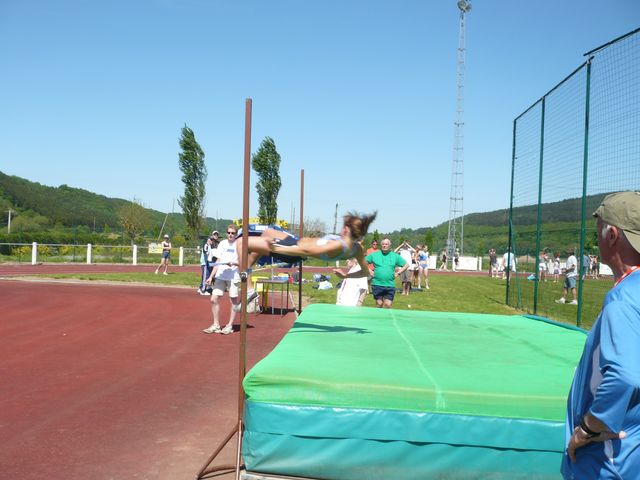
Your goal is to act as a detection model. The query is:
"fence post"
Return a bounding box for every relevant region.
[87,244,92,264]
[179,247,184,266]
[31,242,38,265]
[506,119,517,305]
[533,97,546,315]
[133,245,138,266]
[576,58,593,329]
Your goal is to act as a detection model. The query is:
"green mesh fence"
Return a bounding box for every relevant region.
[508,28,640,327]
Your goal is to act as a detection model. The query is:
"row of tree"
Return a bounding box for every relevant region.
[3,125,606,254]
[176,125,282,241]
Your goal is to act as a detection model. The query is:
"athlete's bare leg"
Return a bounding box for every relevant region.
[236,229,289,293]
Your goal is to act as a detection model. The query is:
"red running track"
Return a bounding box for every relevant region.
[0,279,296,480]
[0,263,337,278]
[0,263,201,277]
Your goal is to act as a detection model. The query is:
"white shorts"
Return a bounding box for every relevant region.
[212,278,240,297]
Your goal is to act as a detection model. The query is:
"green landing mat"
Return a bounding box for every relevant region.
[244,304,585,420]
[242,304,587,479]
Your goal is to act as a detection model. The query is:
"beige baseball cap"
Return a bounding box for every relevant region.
[593,191,640,254]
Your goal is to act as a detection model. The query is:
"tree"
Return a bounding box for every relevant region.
[119,198,150,244]
[302,217,327,237]
[177,125,207,241]
[10,212,49,232]
[290,217,327,237]
[251,137,281,225]
[424,229,433,249]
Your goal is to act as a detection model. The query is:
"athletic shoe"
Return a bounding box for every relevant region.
[569,300,578,305]
[221,325,234,335]
[203,325,221,334]
[163,272,168,276]
[555,298,566,304]
[155,270,159,275]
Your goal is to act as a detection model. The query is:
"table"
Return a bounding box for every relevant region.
[255,278,290,315]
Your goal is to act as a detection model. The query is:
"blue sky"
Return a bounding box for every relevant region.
[1,1,638,233]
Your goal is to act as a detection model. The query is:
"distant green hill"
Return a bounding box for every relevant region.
[385,193,609,256]
[463,195,606,227]
[0,171,231,237]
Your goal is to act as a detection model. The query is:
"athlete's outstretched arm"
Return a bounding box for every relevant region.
[333,244,368,279]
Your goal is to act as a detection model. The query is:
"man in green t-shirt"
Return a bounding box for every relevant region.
[365,238,409,308]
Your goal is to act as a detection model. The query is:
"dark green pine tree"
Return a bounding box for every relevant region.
[177,125,207,241]
[252,137,282,225]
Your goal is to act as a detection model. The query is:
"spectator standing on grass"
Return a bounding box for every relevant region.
[366,238,409,308]
[366,240,379,293]
[438,249,448,270]
[453,248,460,272]
[553,253,561,282]
[547,253,555,278]
[582,251,590,280]
[502,249,516,280]
[155,234,171,275]
[336,257,368,307]
[590,255,599,279]
[411,250,420,288]
[395,241,415,295]
[417,244,430,289]
[562,191,640,479]
[539,251,549,282]
[203,225,241,335]
[556,248,578,305]
[488,248,498,277]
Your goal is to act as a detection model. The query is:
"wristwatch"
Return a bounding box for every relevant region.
[579,418,600,438]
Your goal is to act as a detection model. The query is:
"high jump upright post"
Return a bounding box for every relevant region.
[195,98,252,480]
[235,97,252,479]
[298,169,304,313]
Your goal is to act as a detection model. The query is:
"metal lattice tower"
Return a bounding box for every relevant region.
[446,0,471,264]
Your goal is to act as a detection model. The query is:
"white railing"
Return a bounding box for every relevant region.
[0,242,198,266]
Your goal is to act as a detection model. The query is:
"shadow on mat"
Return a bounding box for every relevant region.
[290,321,370,335]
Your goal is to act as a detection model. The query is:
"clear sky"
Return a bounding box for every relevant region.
[1,1,638,233]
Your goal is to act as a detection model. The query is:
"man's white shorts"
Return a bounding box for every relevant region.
[212,278,240,297]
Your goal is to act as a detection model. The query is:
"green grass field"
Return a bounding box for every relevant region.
[29,270,612,330]
[507,276,608,330]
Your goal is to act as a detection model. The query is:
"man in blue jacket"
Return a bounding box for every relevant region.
[562,191,640,479]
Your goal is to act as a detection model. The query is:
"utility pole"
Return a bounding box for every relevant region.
[333,203,339,234]
[446,0,472,266]
[7,209,13,234]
